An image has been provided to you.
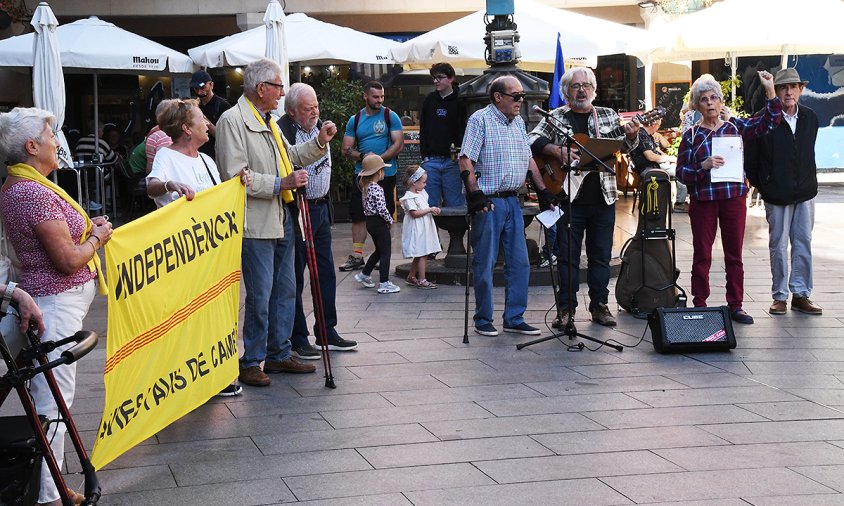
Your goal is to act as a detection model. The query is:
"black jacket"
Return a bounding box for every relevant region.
[419,83,466,158]
[746,105,819,205]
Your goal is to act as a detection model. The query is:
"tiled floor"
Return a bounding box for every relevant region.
[7,184,844,505]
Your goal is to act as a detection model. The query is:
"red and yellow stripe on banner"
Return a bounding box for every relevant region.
[104,270,240,375]
[92,178,244,470]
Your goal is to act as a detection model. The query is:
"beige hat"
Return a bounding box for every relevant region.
[774,68,808,86]
[359,154,389,177]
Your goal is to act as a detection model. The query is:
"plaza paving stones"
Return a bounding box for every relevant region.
[8,186,844,504]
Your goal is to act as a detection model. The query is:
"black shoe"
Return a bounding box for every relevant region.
[292,343,322,360]
[503,322,541,335]
[590,303,617,327]
[339,255,364,272]
[215,383,243,397]
[474,323,499,336]
[325,335,358,351]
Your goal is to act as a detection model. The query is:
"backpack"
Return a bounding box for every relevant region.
[351,107,392,150]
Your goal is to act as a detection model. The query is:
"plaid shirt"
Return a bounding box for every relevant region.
[677,98,782,202]
[528,105,636,204]
[294,124,331,199]
[459,104,532,194]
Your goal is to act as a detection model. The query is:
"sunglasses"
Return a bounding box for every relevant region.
[500,91,527,102]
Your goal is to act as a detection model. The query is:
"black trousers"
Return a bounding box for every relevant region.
[363,215,392,283]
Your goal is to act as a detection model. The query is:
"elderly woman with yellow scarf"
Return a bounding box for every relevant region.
[0,107,112,506]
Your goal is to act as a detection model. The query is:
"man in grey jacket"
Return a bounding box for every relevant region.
[216,59,338,387]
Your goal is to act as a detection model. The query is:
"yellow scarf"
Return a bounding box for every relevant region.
[7,163,108,295]
[245,99,294,204]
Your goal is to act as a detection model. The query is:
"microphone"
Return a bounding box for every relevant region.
[532,105,553,118]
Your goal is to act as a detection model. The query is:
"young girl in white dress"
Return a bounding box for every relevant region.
[399,166,441,289]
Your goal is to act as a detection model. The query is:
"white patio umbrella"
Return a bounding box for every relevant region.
[630,0,844,105]
[0,16,194,146]
[30,2,72,168]
[632,0,844,65]
[188,13,399,67]
[389,0,655,72]
[263,0,289,115]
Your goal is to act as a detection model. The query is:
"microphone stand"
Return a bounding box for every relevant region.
[517,115,623,352]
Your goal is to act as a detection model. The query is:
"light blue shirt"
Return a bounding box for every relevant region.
[459,104,531,194]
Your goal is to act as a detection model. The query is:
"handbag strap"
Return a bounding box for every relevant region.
[199,154,218,186]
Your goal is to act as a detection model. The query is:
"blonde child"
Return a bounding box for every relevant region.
[399,166,441,289]
[354,155,400,294]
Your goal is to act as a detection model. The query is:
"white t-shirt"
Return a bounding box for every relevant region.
[147,147,220,208]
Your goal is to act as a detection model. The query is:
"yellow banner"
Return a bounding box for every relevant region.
[91,179,244,470]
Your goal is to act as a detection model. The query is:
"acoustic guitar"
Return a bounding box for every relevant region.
[534,107,666,195]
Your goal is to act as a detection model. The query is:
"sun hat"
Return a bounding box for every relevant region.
[774,68,808,86]
[359,154,390,177]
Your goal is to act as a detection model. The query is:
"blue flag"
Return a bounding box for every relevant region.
[549,32,566,108]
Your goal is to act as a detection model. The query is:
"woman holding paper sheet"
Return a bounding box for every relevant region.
[676,72,781,325]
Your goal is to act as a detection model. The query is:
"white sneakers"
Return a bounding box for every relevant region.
[354,272,375,288]
[353,273,400,294]
[377,281,401,294]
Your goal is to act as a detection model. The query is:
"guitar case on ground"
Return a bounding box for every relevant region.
[616,168,686,316]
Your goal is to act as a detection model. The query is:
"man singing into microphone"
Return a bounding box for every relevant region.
[528,67,639,328]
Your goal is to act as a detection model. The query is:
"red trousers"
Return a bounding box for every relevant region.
[688,196,747,311]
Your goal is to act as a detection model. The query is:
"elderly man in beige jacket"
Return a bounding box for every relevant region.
[216,58,338,387]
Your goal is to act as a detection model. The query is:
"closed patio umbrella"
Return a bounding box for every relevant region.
[30,2,72,168]
[263,0,289,115]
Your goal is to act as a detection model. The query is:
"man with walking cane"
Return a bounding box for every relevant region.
[459,75,556,338]
[278,83,358,361]
[216,59,336,387]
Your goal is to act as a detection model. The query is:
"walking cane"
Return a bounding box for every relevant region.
[463,212,472,344]
[297,191,336,388]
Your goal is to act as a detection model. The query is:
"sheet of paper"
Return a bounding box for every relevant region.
[709,136,744,183]
[536,207,563,229]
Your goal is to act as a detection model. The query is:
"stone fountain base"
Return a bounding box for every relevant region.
[393,203,621,286]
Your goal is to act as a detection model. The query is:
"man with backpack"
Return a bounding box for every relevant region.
[340,81,403,272]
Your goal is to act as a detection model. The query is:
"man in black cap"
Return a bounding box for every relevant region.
[191,69,231,161]
[746,68,822,316]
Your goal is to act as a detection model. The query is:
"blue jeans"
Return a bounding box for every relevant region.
[765,199,815,301]
[471,196,529,328]
[423,156,465,207]
[291,200,339,348]
[240,212,295,369]
[555,201,615,311]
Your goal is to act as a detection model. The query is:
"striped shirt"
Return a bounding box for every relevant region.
[294,124,331,199]
[75,135,117,164]
[677,97,782,202]
[459,104,531,194]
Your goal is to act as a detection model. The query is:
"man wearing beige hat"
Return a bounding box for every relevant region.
[746,68,822,316]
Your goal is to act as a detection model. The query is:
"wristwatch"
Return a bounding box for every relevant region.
[1,281,17,313]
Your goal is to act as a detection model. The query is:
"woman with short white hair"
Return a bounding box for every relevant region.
[676,71,780,325]
[0,107,113,506]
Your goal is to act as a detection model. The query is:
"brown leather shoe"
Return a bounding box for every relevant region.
[238,365,271,386]
[264,357,317,374]
[791,297,823,315]
[590,303,617,327]
[552,307,575,329]
[769,300,787,315]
